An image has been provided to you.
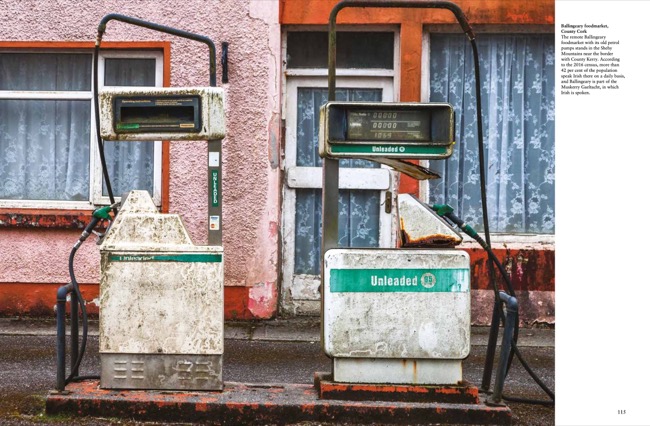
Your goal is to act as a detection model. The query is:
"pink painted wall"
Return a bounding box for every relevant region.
[0,2,281,295]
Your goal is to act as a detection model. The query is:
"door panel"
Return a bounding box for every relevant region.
[282,77,396,314]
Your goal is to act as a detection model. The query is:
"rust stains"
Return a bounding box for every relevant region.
[316,373,480,404]
[0,210,96,229]
[400,230,461,248]
[465,247,555,292]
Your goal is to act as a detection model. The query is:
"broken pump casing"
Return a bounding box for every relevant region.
[398,193,463,248]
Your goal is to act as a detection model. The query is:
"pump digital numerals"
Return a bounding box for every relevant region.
[347,110,430,142]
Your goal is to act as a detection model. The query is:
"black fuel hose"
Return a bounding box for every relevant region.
[436,209,554,406]
[65,217,103,384]
[64,204,115,384]
[92,41,117,217]
[451,38,555,407]
[468,232,554,405]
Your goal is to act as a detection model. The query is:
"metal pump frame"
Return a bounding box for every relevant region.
[321,0,475,265]
[95,13,225,246]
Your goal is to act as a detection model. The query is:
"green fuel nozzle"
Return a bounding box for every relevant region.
[431,203,480,241]
[92,205,113,220]
[77,205,115,245]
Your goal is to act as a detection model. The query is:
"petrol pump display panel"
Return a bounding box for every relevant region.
[346,109,430,142]
[99,87,226,141]
[114,95,202,134]
[319,102,455,160]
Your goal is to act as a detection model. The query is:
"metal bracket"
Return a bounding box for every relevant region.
[221,42,229,83]
[369,158,441,180]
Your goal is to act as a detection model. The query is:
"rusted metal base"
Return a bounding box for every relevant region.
[46,380,511,425]
[315,372,480,404]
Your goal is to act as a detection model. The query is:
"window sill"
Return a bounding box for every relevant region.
[0,209,96,229]
[459,233,555,250]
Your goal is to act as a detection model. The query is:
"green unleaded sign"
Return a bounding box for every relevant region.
[110,254,222,263]
[330,144,449,156]
[329,268,469,293]
[211,170,219,207]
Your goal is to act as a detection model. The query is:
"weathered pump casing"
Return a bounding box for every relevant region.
[99,191,223,390]
[99,86,226,141]
[322,198,471,386]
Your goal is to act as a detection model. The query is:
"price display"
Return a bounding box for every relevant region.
[347,110,430,142]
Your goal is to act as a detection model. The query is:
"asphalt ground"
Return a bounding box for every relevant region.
[0,319,554,425]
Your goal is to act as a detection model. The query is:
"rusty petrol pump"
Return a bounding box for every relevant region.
[315,0,498,405]
[55,14,227,392]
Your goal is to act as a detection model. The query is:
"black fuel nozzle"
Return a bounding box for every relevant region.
[79,205,114,243]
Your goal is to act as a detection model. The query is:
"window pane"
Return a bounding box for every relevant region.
[287,32,394,69]
[104,58,156,86]
[296,87,382,168]
[294,87,383,275]
[102,58,157,197]
[0,99,90,200]
[0,53,91,91]
[428,34,555,233]
[102,141,155,197]
[295,188,380,275]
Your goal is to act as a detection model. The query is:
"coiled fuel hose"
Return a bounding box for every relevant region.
[65,205,116,384]
[431,204,555,406]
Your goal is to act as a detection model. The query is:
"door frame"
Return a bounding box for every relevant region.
[281,76,399,315]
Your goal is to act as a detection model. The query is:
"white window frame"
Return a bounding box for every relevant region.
[421,29,555,248]
[281,25,401,117]
[96,50,164,207]
[0,49,163,210]
[280,26,401,313]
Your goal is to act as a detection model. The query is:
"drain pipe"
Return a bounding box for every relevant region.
[487,292,519,406]
[55,283,74,392]
[70,289,79,378]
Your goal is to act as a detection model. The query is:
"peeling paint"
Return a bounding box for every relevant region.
[99,192,224,356]
[317,373,480,404]
[48,379,512,424]
[324,250,470,360]
[0,211,94,229]
[269,123,280,168]
[248,281,278,319]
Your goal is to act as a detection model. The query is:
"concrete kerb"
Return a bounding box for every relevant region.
[0,317,554,347]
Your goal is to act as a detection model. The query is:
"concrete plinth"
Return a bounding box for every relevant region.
[46,379,512,425]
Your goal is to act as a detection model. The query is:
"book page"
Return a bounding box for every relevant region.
[557,1,650,425]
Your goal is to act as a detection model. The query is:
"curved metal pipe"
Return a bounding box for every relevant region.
[487,292,518,406]
[327,0,475,100]
[56,283,74,392]
[97,13,217,86]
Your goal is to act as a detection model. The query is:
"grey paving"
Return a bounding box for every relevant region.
[0,318,554,347]
[0,318,554,425]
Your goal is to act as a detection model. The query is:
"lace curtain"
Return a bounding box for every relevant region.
[0,54,91,200]
[0,54,156,202]
[102,58,156,197]
[294,88,382,275]
[428,34,555,233]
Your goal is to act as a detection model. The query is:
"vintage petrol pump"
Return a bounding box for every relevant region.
[50,5,552,421]
[319,102,471,385]
[316,1,554,410]
[96,19,226,391]
[54,15,227,392]
[317,0,478,392]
